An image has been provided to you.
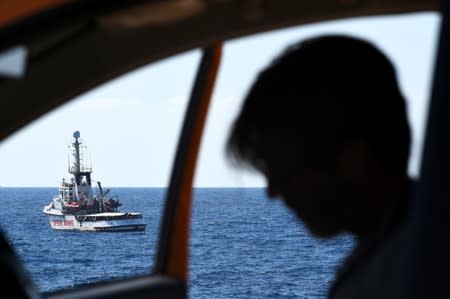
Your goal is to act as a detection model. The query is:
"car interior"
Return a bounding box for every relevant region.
[1,0,449,298]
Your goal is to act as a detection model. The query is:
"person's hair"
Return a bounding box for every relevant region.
[226,34,411,176]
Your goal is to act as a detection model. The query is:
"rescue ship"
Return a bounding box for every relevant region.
[43,131,146,232]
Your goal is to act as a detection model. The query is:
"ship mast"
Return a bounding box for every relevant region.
[69,131,92,186]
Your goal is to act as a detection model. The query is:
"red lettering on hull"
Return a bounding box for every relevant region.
[52,219,74,226]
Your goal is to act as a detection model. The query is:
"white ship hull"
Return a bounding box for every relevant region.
[43,204,146,232]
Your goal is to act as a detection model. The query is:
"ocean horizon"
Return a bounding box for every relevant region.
[0,187,354,298]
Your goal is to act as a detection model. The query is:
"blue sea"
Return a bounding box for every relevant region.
[0,188,354,298]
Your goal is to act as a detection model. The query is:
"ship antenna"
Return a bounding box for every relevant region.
[72,131,81,174]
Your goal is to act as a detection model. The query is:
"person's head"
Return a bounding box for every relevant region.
[226,35,411,238]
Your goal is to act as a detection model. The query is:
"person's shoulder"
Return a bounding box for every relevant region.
[328,179,415,298]
[329,219,411,299]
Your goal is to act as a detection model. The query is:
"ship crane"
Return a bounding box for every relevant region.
[92,179,104,194]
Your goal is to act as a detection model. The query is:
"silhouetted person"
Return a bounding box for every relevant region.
[226,35,413,298]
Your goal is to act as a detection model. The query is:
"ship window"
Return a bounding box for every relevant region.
[0,50,199,292]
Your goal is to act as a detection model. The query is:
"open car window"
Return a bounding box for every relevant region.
[0,49,200,293]
[190,12,440,298]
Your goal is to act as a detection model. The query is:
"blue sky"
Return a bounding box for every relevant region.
[0,12,441,187]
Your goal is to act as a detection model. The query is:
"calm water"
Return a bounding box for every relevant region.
[0,188,354,298]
